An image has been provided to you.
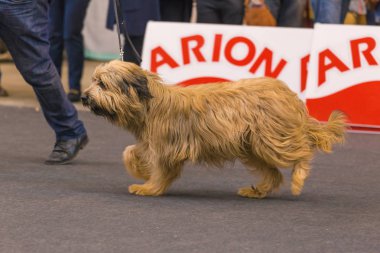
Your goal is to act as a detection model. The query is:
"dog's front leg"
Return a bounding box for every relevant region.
[128,159,183,196]
[123,144,152,181]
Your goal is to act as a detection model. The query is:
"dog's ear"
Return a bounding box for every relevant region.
[127,73,152,101]
[119,71,153,101]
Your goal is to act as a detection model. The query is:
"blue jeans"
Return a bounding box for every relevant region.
[266,0,308,27]
[0,0,86,141]
[49,0,90,92]
[312,0,351,23]
[367,4,380,25]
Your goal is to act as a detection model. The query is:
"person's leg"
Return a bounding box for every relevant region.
[366,9,376,25]
[220,0,245,24]
[312,0,344,23]
[123,35,144,65]
[48,0,65,76]
[375,4,380,24]
[160,0,193,22]
[340,0,351,23]
[63,0,90,96]
[0,0,86,142]
[197,0,222,24]
[0,68,8,97]
[276,0,307,27]
[265,0,281,21]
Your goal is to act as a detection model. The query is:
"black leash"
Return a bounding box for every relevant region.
[112,0,142,63]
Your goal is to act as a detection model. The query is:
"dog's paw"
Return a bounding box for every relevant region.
[238,186,267,199]
[128,184,162,196]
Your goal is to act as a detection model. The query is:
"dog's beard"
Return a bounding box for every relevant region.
[84,99,117,121]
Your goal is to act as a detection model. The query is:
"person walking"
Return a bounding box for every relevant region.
[0,0,89,164]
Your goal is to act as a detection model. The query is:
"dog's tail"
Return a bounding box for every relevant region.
[308,111,346,153]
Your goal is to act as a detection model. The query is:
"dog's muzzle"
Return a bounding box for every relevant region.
[81,94,116,118]
[81,94,99,113]
[81,95,90,106]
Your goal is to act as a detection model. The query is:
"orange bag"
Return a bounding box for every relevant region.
[244,0,277,26]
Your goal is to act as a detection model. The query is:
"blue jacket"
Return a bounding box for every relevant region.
[106,0,160,36]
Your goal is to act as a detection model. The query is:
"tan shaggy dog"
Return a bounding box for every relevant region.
[82,60,346,199]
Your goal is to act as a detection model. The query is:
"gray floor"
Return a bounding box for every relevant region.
[0,106,379,253]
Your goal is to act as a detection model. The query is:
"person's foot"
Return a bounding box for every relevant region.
[45,134,89,165]
[0,87,8,97]
[67,89,81,102]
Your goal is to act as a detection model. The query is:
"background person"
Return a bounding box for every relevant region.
[106,0,160,65]
[312,0,352,23]
[265,0,308,27]
[0,68,8,97]
[0,38,8,97]
[49,0,91,102]
[366,0,380,24]
[196,0,245,24]
[160,0,193,22]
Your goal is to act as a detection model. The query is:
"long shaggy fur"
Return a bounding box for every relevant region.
[83,60,346,198]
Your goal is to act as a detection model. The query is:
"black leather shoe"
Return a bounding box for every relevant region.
[45,134,89,165]
[67,89,81,102]
[0,87,8,97]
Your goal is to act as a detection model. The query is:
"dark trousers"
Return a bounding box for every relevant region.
[49,0,90,92]
[160,0,193,22]
[0,0,86,141]
[197,0,244,24]
[266,0,308,27]
[123,35,144,66]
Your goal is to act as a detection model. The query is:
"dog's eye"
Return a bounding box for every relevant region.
[98,81,106,90]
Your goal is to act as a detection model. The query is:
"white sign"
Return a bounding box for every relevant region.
[142,22,313,99]
[306,24,380,130]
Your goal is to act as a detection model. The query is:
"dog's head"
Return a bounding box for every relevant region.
[82,60,153,128]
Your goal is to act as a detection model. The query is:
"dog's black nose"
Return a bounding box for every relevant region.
[81,95,89,105]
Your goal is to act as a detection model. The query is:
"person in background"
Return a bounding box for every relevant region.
[49,0,91,102]
[0,0,89,164]
[265,0,308,27]
[345,0,367,24]
[0,69,8,97]
[106,0,160,65]
[196,0,245,24]
[312,0,352,23]
[160,0,193,22]
[366,0,380,24]
[0,38,8,97]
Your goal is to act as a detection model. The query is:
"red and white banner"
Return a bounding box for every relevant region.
[142,22,312,99]
[306,24,380,133]
[141,22,380,133]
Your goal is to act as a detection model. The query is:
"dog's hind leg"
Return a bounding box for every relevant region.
[238,158,283,199]
[123,144,152,181]
[128,159,183,196]
[291,159,311,196]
